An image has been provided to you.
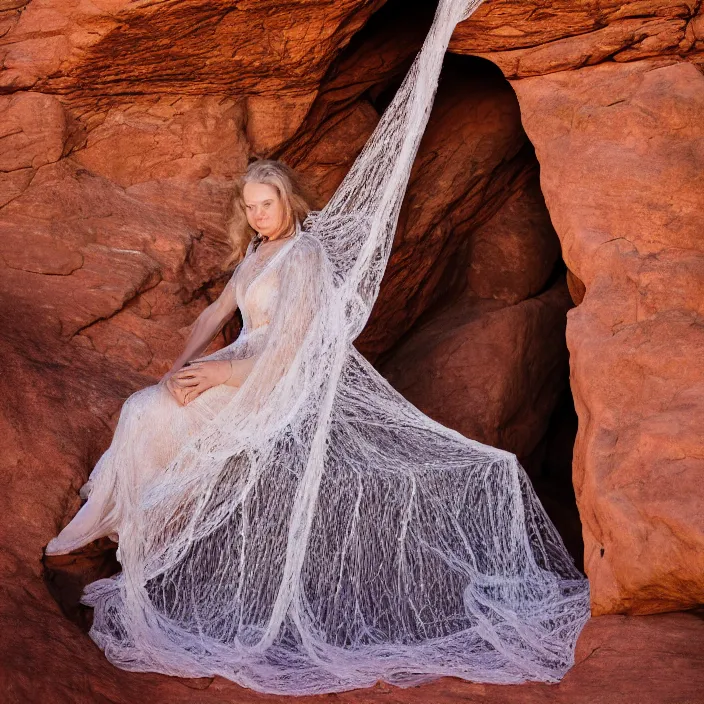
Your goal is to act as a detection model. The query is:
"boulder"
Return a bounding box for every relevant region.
[381,279,572,462]
[512,58,704,615]
[466,172,561,304]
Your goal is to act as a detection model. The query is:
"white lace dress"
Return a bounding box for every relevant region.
[46,230,297,558]
[45,0,590,694]
[46,225,590,694]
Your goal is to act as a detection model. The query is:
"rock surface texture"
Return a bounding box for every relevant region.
[1,0,703,700]
[513,58,704,616]
[451,0,704,76]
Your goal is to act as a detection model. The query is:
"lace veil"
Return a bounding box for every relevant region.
[82,0,591,694]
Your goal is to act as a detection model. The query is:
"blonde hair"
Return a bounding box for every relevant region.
[225,159,311,266]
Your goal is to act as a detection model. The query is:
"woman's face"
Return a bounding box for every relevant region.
[243,182,286,239]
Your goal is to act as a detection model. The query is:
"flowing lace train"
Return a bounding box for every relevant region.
[46,0,591,694]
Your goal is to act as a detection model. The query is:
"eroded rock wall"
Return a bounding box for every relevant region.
[1,0,704,699]
[512,59,704,615]
[451,0,704,76]
[444,0,704,617]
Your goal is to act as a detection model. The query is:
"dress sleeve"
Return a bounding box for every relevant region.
[213,241,252,319]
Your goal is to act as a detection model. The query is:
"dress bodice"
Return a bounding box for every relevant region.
[234,229,299,335]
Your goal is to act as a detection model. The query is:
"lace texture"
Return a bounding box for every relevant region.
[47,0,590,694]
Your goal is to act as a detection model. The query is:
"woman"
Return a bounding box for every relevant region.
[46,157,589,693]
[46,159,315,556]
[46,0,590,694]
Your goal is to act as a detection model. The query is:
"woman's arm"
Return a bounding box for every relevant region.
[164,306,229,380]
[163,273,242,405]
[223,355,257,387]
[163,275,239,382]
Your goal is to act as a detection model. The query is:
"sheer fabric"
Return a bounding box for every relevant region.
[46,0,590,694]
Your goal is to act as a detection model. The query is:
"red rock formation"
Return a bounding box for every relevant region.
[1,0,385,96]
[2,0,704,698]
[512,58,704,615]
[381,279,572,461]
[451,0,704,77]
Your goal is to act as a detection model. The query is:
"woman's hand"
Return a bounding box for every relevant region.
[165,377,190,406]
[166,360,232,406]
[160,367,180,385]
[161,365,186,404]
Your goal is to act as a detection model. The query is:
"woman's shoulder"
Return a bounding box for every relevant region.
[276,231,330,280]
[291,230,326,260]
[297,230,323,248]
